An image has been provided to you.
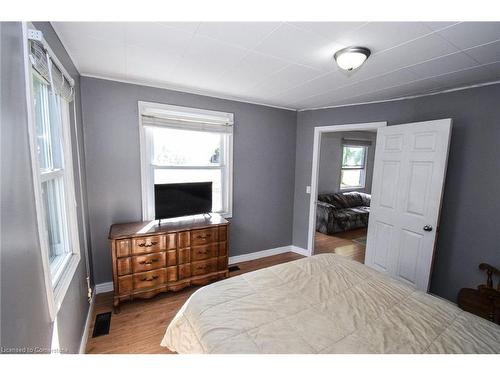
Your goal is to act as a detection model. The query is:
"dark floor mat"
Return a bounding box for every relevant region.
[92,312,112,337]
[228,265,241,272]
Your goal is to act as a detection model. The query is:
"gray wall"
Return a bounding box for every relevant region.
[80,77,297,285]
[1,22,90,353]
[318,131,376,194]
[293,83,500,302]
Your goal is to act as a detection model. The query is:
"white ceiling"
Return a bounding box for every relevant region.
[51,22,500,110]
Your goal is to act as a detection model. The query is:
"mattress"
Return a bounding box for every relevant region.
[161,253,500,353]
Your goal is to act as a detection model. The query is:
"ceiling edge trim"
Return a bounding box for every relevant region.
[298,79,500,112]
[79,74,298,112]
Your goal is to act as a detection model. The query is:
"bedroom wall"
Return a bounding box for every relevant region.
[318,131,376,194]
[80,77,297,285]
[1,22,91,353]
[292,82,500,302]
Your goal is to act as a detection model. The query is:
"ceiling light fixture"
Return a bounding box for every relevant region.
[334,46,371,71]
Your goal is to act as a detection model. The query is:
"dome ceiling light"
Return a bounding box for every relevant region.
[334,46,371,71]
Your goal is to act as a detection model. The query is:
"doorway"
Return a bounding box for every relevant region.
[306,122,387,259]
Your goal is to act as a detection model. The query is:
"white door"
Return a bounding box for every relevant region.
[365,119,452,291]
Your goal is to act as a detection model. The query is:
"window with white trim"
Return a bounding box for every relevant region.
[139,102,233,219]
[26,29,81,318]
[340,144,367,190]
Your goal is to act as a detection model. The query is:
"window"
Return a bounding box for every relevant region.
[340,144,367,190]
[26,31,80,319]
[140,102,233,219]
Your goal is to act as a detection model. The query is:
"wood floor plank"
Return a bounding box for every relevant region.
[314,228,367,263]
[85,251,304,354]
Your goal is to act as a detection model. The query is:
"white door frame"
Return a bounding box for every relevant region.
[306,121,387,256]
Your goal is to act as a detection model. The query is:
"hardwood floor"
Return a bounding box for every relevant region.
[84,251,304,354]
[314,228,367,264]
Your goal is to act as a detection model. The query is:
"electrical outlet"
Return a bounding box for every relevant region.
[306,186,311,194]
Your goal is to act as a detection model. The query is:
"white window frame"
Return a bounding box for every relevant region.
[23,24,81,320]
[138,101,234,220]
[339,144,368,191]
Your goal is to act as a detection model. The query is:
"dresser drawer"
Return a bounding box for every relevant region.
[218,241,227,257]
[178,248,190,264]
[166,250,177,266]
[133,269,164,290]
[166,266,178,282]
[165,233,177,250]
[178,264,191,279]
[191,228,218,246]
[132,252,166,273]
[116,239,131,258]
[117,257,131,276]
[131,235,163,255]
[218,256,228,271]
[191,243,218,261]
[118,275,133,294]
[218,225,228,242]
[191,258,218,276]
[178,231,190,248]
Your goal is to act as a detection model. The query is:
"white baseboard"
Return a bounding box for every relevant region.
[229,244,309,265]
[95,281,114,294]
[290,245,310,256]
[94,245,309,293]
[79,292,95,354]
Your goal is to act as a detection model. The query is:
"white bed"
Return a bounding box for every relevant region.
[161,254,500,354]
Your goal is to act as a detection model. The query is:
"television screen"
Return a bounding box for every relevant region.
[154,182,212,220]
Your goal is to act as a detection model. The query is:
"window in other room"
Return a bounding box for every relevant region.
[340,144,367,190]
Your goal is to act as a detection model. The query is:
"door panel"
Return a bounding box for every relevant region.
[379,161,400,209]
[406,161,433,216]
[397,229,423,284]
[365,119,452,291]
[383,134,404,151]
[372,221,394,272]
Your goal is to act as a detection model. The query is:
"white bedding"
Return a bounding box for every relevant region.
[161,254,500,353]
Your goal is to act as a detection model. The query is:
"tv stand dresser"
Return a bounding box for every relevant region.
[109,214,229,312]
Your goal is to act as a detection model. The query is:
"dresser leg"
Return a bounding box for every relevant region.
[113,298,120,314]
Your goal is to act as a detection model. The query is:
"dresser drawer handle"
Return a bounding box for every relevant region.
[138,241,158,248]
[196,234,211,240]
[139,259,159,265]
[197,250,208,255]
[140,275,159,282]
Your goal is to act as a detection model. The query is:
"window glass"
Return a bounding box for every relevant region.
[152,127,222,167]
[33,77,63,172]
[41,177,70,272]
[342,145,365,168]
[340,169,363,189]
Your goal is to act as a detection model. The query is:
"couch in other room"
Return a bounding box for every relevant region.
[316,191,371,234]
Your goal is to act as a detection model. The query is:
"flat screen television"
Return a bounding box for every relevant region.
[154,182,212,220]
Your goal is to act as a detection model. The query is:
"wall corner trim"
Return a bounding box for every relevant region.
[78,292,95,354]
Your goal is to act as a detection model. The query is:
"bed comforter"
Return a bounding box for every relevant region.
[161,254,500,353]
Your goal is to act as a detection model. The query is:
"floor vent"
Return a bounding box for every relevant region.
[92,312,112,337]
[228,265,241,272]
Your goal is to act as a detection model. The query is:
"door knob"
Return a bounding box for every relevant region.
[423,225,433,232]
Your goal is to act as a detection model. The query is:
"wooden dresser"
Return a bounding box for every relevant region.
[109,214,229,312]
